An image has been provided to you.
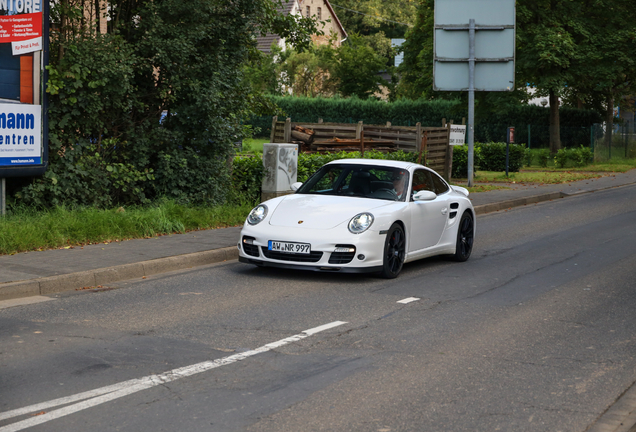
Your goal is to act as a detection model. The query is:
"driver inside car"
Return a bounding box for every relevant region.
[392,172,407,200]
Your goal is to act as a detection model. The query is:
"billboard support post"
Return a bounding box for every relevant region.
[1,178,5,216]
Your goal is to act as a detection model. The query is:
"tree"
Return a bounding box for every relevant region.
[330,34,391,99]
[22,0,320,207]
[395,0,434,100]
[563,0,636,147]
[516,0,582,153]
[332,0,417,39]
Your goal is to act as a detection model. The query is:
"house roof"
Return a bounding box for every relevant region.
[255,0,347,54]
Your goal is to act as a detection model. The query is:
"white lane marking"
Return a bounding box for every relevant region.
[397,297,420,304]
[0,321,348,432]
[0,296,56,310]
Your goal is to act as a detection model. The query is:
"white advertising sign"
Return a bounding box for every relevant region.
[11,36,42,55]
[449,124,466,145]
[0,103,42,166]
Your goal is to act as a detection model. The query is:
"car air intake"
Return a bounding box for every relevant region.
[261,248,323,263]
[329,245,356,264]
[242,236,259,257]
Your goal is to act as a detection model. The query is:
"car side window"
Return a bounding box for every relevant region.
[431,172,450,194]
[410,169,435,200]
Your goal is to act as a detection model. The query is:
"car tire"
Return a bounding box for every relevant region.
[380,223,406,279]
[451,212,474,262]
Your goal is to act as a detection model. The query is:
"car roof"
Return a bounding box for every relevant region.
[325,158,424,170]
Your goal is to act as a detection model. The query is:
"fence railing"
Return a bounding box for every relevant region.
[592,122,636,161]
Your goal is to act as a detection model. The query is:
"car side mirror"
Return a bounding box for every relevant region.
[291,182,303,192]
[413,190,437,201]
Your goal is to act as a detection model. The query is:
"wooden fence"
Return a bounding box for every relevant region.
[269,117,455,180]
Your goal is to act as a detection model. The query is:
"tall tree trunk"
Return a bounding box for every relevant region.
[549,90,561,153]
[605,94,614,148]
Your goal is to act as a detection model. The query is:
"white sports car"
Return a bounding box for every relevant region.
[238,159,475,278]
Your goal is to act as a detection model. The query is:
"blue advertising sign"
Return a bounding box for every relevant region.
[0,0,48,177]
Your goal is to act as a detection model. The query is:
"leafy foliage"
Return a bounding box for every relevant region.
[554,146,593,168]
[451,145,482,179]
[332,0,417,39]
[16,0,319,208]
[478,143,526,173]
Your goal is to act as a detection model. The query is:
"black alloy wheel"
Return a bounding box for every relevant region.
[381,223,406,279]
[452,212,474,262]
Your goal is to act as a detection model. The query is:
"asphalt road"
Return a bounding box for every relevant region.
[2,184,636,432]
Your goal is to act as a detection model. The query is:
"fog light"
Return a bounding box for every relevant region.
[357,254,365,260]
[243,238,254,245]
[335,247,355,253]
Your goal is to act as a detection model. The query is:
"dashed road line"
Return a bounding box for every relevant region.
[0,321,348,432]
[397,297,420,304]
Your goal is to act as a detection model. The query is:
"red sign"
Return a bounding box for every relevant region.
[0,12,43,43]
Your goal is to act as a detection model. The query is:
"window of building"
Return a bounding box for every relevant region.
[317,7,321,20]
[306,6,310,17]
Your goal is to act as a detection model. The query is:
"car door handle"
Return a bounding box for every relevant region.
[441,207,448,215]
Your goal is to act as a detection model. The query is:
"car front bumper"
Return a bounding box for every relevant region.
[238,223,387,273]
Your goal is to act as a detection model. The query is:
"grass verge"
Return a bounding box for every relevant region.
[0,200,252,255]
[241,138,268,154]
[474,170,605,184]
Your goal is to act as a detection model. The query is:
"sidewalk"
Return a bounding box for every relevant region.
[2,169,635,301]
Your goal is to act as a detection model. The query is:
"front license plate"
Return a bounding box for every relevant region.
[268,240,311,254]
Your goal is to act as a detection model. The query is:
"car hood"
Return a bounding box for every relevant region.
[268,194,393,230]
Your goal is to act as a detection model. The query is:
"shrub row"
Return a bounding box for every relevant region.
[451,142,527,178]
[248,96,603,148]
[554,146,593,168]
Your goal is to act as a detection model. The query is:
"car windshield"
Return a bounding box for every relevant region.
[296,164,409,201]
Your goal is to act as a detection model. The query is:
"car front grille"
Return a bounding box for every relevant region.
[242,236,259,257]
[261,247,323,263]
[329,245,356,264]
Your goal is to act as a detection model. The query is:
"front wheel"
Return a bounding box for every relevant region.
[380,223,406,279]
[451,212,474,262]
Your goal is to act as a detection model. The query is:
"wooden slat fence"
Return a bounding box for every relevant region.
[269,117,453,180]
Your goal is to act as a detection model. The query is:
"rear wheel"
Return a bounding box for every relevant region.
[451,212,474,262]
[380,223,406,279]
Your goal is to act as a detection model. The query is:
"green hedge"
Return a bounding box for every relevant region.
[452,142,526,178]
[249,96,602,148]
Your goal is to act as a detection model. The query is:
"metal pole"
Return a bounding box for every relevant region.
[1,178,5,217]
[467,18,475,187]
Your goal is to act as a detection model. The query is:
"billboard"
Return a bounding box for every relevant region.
[0,0,48,177]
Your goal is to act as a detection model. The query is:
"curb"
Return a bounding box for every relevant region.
[586,379,636,432]
[473,191,566,215]
[2,181,634,302]
[0,247,239,301]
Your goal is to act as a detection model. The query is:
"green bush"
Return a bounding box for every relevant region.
[232,155,264,205]
[554,146,593,168]
[477,142,526,172]
[524,147,533,167]
[451,145,483,178]
[537,149,551,168]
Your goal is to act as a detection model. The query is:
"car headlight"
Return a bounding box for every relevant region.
[247,204,268,225]
[348,213,374,234]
